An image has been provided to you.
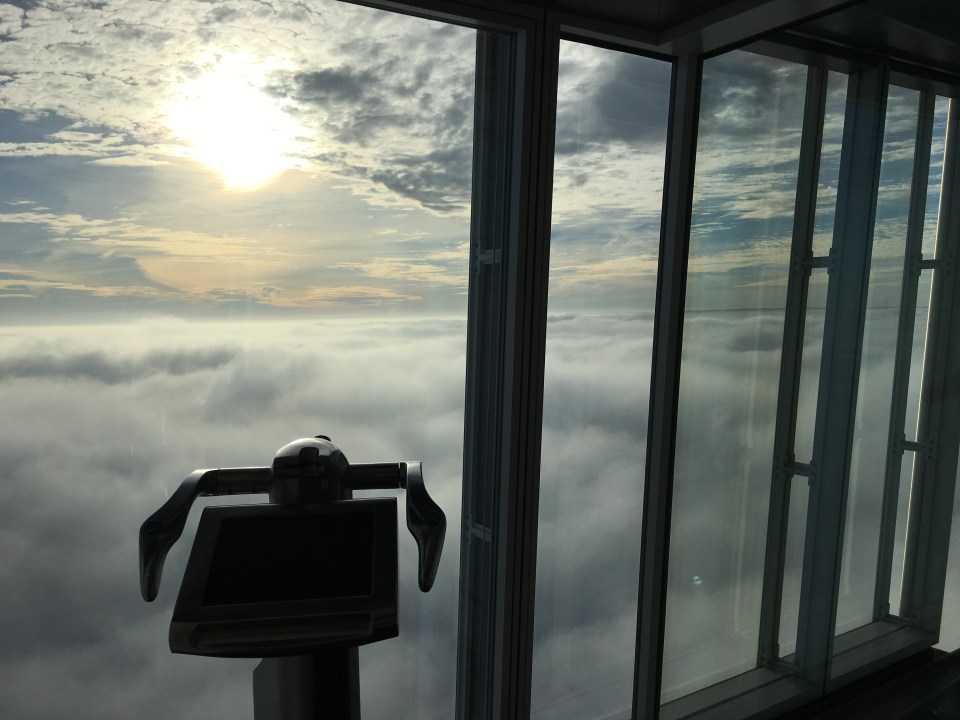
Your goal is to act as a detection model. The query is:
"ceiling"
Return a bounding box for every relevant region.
[490,0,960,72]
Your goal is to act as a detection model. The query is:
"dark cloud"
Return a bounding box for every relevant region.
[0,346,236,384]
[554,51,670,155]
[369,145,472,213]
[265,49,474,213]
[4,0,43,9]
[698,51,806,140]
[292,67,375,104]
[590,54,670,144]
[205,5,240,24]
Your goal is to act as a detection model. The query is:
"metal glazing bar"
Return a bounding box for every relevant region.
[632,52,702,719]
[759,65,829,667]
[495,14,560,720]
[785,462,815,477]
[873,91,936,620]
[900,99,960,630]
[456,13,560,720]
[458,28,519,720]
[802,255,833,268]
[795,64,888,688]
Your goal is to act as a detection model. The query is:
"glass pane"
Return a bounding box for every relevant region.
[777,477,809,657]
[662,51,806,703]
[890,271,934,615]
[794,271,829,462]
[922,96,951,259]
[889,452,916,615]
[0,3,475,718]
[936,444,960,651]
[906,271,935,442]
[810,72,849,258]
[531,41,670,720]
[836,86,919,634]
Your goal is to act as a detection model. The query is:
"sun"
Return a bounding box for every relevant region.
[165,54,306,190]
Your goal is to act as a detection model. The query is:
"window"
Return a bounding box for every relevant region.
[531,40,670,720]
[657,47,960,718]
[837,90,951,635]
[663,50,808,703]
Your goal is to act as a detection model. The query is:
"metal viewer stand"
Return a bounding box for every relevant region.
[139,435,447,720]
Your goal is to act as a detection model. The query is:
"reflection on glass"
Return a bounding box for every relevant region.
[531,41,669,719]
[0,3,475,718]
[810,72,849,258]
[837,86,920,634]
[662,52,806,703]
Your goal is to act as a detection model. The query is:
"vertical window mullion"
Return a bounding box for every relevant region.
[899,99,960,631]
[758,65,828,669]
[872,91,936,620]
[458,14,560,720]
[632,52,702,719]
[795,64,888,688]
[502,14,560,720]
[458,27,520,720]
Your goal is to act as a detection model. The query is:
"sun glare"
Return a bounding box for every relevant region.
[165,54,306,190]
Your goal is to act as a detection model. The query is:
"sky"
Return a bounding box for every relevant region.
[0,1,957,719]
[0,0,477,322]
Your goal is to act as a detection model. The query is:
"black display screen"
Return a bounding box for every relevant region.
[202,512,375,606]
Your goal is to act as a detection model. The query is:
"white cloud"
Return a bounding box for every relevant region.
[0,317,467,720]
[0,294,946,720]
[0,0,476,213]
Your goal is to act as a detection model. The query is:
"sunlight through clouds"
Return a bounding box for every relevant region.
[164,53,308,189]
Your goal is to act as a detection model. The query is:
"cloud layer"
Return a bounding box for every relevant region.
[0,317,467,720]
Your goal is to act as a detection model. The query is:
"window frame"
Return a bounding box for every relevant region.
[323,1,960,717]
[654,46,960,720]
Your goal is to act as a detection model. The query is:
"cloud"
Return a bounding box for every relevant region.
[0,0,477,215]
[0,297,944,720]
[0,317,467,720]
[550,42,669,232]
[699,51,806,140]
[289,66,375,105]
[0,0,484,319]
[368,145,473,213]
[554,43,670,155]
[532,296,929,713]
[341,255,465,288]
[275,284,423,307]
[0,345,236,384]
